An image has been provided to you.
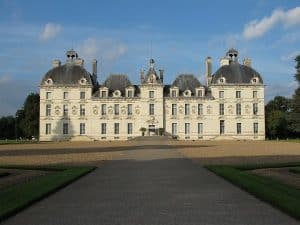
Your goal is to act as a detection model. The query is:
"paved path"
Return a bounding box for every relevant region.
[3,139,299,225]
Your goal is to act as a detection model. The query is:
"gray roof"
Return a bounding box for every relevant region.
[172,74,202,95]
[103,74,132,95]
[143,67,162,84]
[211,62,263,84]
[41,63,93,85]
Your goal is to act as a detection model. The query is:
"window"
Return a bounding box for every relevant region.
[114,123,120,134]
[127,104,132,115]
[253,103,258,115]
[127,123,133,134]
[219,104,224,115]
[63,105,68,116]
[236,103,241,115]
[80,104,85,116]
[114,104,119,115]
[101,91,107,98]
[172,104,177,116]
[254,123,258,134]
[46,92,51,99]
[45,123,51,135]
[63,92,68,99]
[149,91,154,98]
[198,104,203,115]
[171,90,177,97]
[198,123,203,134]
[172,123,177,135]
[253,91,257,98]
[101,104,106,115]
[185,104,190,115]
[127,90,133,98]
[63,123,68,135]
[46,104,51,116]
[80,123,85,135]
[80,91,85,99]
[101,123,106,134]
[237,123,241,134]
[197,90,203,97]
[149,104,155,115]
[236,91,241,98]
[185,123,190,135]
[219,91,224,98]
[220,120,225,134]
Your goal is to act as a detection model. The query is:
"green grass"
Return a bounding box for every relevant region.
[0,172,10,178]
[0,165,95,222]
[206,163,300,220]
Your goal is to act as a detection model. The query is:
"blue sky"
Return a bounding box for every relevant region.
[0,0,299,116]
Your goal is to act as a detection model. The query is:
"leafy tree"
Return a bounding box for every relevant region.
[0,116,16,139]
[265,96,291,113]
[266,110,288,139]
[15,109,25,138]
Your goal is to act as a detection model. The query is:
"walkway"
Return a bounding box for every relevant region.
[3,138,299,225]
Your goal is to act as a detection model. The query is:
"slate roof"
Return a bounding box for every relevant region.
[41,63,93,85]
[211,62,263,84]
[102,74,132,95]
[142,67,162,84]
[172,74,202,95]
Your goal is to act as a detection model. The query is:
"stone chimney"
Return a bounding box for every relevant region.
[205,57,212,86]
[243,58,252,67]
[220,57,230,66]
[52,59,61,68]
[92,59,97,82]
[74,58,84,67]
[159,69,164,83]
[140,69,145,83]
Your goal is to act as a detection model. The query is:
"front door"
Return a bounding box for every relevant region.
[148,125,156,136]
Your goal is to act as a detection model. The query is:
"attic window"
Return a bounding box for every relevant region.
[218,77,226,84]
[183,90,191,97]
[45,78,53,85]
[251,77,259,84]
[113,90,121,97]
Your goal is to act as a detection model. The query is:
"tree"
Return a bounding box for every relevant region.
[0,116,16,139]
[266,110,288,139]
[140,127,146,136]
[22,93,40,138]
[15,109,25,138]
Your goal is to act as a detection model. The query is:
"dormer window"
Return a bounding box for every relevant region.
[79,77,87,85]
[100,87,108,98]
[170,87,179,97]
[251,77,259,84]
[113,90,121,97]
[183,90,191,97]
[126,87,135,98]
[218,77,226,84]
[45,78,53,85]
[195,87,204,97]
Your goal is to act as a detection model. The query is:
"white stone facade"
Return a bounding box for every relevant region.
[39,49,265,141]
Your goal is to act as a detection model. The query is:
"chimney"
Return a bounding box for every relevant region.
[205,57,212,86]
[159,69,164,83]
[74,58,84,67]
[52,59,61,68]
[140,69,145,83]
[220,57,230,66]
[92,59,98,82]
[243,58,252,67]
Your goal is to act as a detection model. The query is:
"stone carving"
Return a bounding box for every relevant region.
[228,105,233,114]
[93,106,98,115]
[207,105,212,114]
[72,106,77,115]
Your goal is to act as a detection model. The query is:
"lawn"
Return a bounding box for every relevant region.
[206,163,300,220]
[0,165,95,222]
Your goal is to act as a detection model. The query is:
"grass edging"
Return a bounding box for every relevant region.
[206,165,300,220]
[0,165,96,222]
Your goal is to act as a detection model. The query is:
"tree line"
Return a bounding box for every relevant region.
[0,56,299,140]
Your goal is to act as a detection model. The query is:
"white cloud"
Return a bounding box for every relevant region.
[243,7,300,40]
[39,23,62,41]
[265,81,298,102]
[280,51,300,62]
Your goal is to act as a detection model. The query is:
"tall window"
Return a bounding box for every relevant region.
[197,90,203,97]
[114,104,119,115]
[253,91,257,98]
[63,123,68,135]
[63,92,68,99]
[149,104,155,115]
[236,91,241,98]
[46,92,51,99]
[219,91,224,98]
[198,104,203,115]
[127,104,132,115]
[236,103,241,115]
[185,104,190,115]
[254,122,258,134]
[219,103,224,115]
[101,91,107,97]
[172,123,177,135]
[127,90,133,98]
[127,123,133,134]
[46,104,51,116]
[171,90,177,97]
[114,123,120,134]
[237,123,241,134]
[198,123,203,134]
[253,103,258,115]
[172,104,177,116]
[101,104,106,115]
[185,123,190,135]
[80,91,85,99]
[80,104,85,116]
[80,123,85,135]
[63,105,68,116]
[220,120,225,134]
[149,91,154,98]
[45,123,51,135]
[101,123,106,134]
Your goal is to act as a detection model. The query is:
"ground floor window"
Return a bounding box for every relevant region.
[80,123,85,135]
[185,123,190,135]
[63,123,68,134]
[128,123,133,134]
[198,123,203,134]
[237,123,241,134]
[114,123,120,134]
[172,123,177,135]
[254,122,258,134]
[46,123,51,135]
[101,123,106,134]
[220,120,225,134]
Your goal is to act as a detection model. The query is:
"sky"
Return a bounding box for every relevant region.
[0,0,299,116]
